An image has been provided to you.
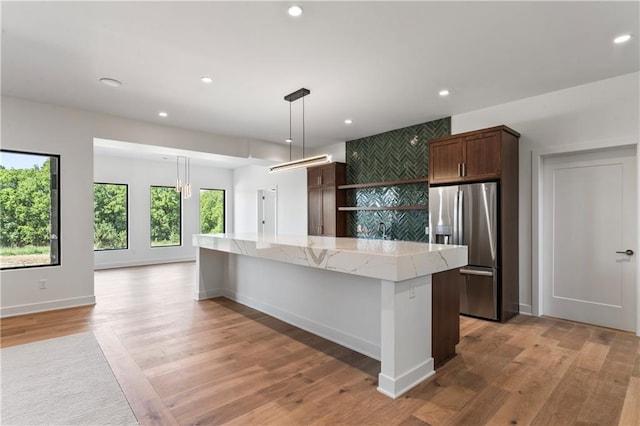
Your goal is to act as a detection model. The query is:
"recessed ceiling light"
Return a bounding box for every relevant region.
[285,138,293,143]
[158,112,168,118]
[99,78,122,88]
[288,5,303,17]
[439,89,450,97]
[614,34,632,44]
[344,119,353,124]
[201,76,213,84]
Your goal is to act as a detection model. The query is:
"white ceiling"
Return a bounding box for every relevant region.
[2,1,639,162]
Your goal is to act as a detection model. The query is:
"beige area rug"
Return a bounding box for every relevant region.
[1,332,138,425]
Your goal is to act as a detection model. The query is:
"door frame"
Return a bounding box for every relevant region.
[532,138,639,336]
[257,187,278,235]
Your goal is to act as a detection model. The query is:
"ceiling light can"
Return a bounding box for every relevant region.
[158,112,168,118]
[614,34,632,44]
[344,119,353,124]
[201,76,213,84]
[439,89,450,97]
[288,5,303,17]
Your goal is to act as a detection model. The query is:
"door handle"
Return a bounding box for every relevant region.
[616,249,634,256]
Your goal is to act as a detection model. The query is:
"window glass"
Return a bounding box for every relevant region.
[0,150,60,269]
[94,183,128,251]
[200,189,225,234]
[150,186,181,247]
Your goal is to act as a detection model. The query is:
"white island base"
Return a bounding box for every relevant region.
[193,233,467,399]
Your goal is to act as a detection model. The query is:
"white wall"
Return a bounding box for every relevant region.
[233,165,307,235]
[451,72,640,315]
[0,96,288,317]
[1,100,96,317]
[309,142,347,163]
[93,154,233,269]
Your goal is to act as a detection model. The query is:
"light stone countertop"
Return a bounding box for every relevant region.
[194,233,468,282]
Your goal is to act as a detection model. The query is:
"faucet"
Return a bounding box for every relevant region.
[378,222,387,240]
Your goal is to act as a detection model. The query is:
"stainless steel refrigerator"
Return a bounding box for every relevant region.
[428,182,498,320]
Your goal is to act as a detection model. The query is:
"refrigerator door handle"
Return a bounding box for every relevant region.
[452,190,458,245]
[460,268,494,277]
[458,189,464,245]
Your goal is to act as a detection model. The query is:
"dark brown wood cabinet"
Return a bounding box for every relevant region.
[432,268,462,367]
[429,127,515,184]
[429,125,520,326]
[307,163,346,237]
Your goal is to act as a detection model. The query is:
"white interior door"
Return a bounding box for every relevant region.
[542,147,636,331]
[257,188,277,235]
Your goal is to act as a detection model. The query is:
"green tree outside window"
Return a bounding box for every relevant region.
[200,189,225,234]
[94,183,128,250]
[150,186,181,247]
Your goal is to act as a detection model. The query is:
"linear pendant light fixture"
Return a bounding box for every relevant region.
[269,88,331,173]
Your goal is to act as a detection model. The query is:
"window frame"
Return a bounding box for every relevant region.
[149,185,182,248]
[93,182,129,252]
[199,188,226,234]
[0,149,61,270]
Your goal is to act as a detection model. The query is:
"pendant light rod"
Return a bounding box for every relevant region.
[284,87,310,160]
[271,87,329,173]
[288,101,292,161]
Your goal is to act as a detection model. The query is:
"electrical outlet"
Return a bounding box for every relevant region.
[39,279,47,289]
[409,283,416,299]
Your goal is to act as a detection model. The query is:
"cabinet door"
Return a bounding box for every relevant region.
[464,131,501,181]
[321,165,336,187]
[429,138,464,184]
[321,188,336,236]
[308,167,323,189]
[308,189,323,235]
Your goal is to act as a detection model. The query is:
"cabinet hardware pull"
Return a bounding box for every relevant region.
[318,176,322,186]
[457,163,462,177]
[462,163,466,177]
[460,268,493,277]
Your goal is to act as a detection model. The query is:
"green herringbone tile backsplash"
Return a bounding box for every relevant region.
[345,117,450,241]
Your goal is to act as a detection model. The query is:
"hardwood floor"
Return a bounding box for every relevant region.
[1,262,639,425]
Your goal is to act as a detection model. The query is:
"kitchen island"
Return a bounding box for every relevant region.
[193,233,467,398]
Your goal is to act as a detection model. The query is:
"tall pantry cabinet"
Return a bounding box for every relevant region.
[429,125,520,324]
[307,163,346,237]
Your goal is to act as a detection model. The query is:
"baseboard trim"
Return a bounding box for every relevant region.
[0,296,96,318]
[377,358,435,399]
[94,257,195,270]
[194,288,224,301]
[222,289,381,360]
[519,304,533,315]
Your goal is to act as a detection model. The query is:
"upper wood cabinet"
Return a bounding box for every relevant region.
[428,126,519,185]
[308,163,339,189]
[307,163,346,236]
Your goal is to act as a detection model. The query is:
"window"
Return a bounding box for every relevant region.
[0,150,60,269]
[200,189,225,234]
[150,186,181,247]
[94,183,128,251]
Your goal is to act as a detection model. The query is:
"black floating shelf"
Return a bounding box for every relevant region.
[338,177,428,190]
[338,205,428,211]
